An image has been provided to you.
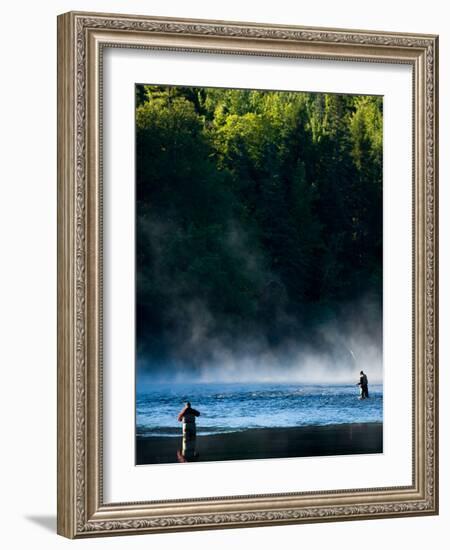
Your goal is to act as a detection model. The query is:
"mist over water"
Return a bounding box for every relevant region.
[136,212,382,385]
[137,296,382,385]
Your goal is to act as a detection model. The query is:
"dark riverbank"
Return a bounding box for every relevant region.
[136,422,382,465]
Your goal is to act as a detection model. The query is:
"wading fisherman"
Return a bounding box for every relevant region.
[177,401,201,438]
[357,371,370,399]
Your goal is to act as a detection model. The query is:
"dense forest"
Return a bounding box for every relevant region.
[135,84,383,378]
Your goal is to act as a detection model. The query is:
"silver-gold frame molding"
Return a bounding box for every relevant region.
[57,11,439,539]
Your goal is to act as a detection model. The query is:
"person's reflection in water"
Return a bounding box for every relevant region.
[176,433,199,462]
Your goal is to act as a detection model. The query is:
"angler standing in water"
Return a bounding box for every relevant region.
[357,370,370,399]
[177,401,201,438]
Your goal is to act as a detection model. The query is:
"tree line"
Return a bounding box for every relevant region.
[135,84,382,363]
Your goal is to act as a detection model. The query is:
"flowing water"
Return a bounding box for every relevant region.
[136,382,383,437]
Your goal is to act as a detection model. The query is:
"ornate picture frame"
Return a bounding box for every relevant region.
[57,11,438,538]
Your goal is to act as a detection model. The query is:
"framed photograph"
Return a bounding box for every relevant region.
[57,11,439,538]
